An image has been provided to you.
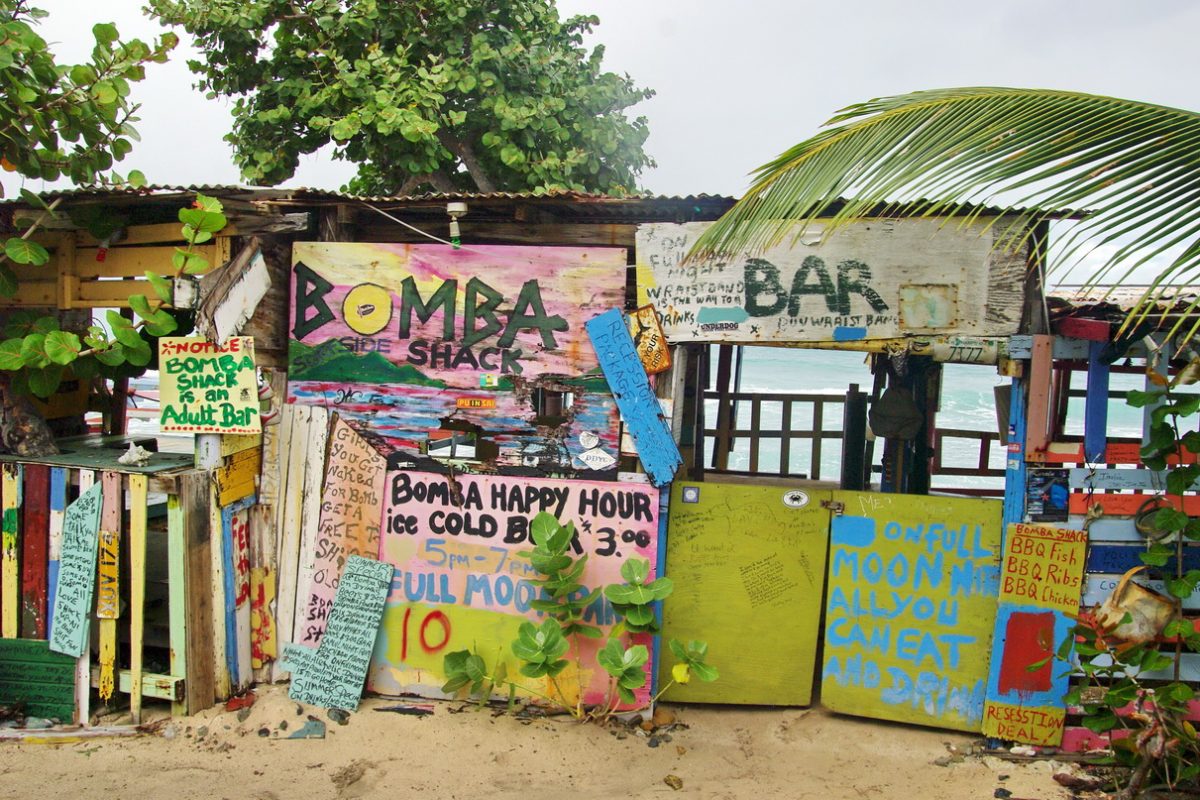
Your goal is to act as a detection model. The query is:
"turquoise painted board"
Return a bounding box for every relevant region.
[48,482,103,657]
[660,482,830,705]
[822,492,1002,732]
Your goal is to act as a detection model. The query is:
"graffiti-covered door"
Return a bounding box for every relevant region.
[821,491,1002,732]
[659,481,830,705]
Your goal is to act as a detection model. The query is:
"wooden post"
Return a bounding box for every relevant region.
[1002,378,1029,528]
[711,344,734,470]
[2,463,21,638]
[168,472,216,715]
[20,464,49,638]
[1084,341,1110,463]
[1024,334,1054,458]
[96,471,121,702]
[128,474,148,723]
[841,384,868,490]
[209,481,230,701]
[74,470,93,725]
[46,467,67,633]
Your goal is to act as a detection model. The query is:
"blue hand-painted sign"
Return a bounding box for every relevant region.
[585,309,682,487]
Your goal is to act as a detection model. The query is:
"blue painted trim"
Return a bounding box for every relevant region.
[585,309,682,487]
[650,487,669,701]
[833,326,868,341]
[1001,378,1028,530]
[1084,342,1110,463]
[45,468,67,632]
[221,503,240,686]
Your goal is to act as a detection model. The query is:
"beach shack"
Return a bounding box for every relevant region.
[0,185,1189,752]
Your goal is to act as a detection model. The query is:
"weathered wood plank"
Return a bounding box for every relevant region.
[1087,543,1200,575]
[96,471,121,701]
[1024,335,1053,458]
[2,463,22,638]
[46,468,67,633]
[208,482,230,701]
[89,667,184,701]
[290,407,330,646]
[180,472,216,715]
[1067,469,1180,492]
[74,471,93,725]
[215,448,260,507]
[20,464,48,638]
[128,474,148,723]
[636,218,1029,343]
[1068,492,1200,516]
[0,636,75,720]
[74,244,217,278]
[1084,341,1110,463]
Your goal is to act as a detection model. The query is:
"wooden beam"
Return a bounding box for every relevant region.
[89,667,183,702]
[1084,341,1110,464]
[1024,335,1054,458]
[128,474,148,723]
[19,464,49,638]
[2,463,21,638]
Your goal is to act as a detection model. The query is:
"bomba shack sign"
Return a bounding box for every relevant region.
[635,218,1029,343]
[289,243,626,388]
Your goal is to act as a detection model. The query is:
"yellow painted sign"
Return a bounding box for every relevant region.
[219,432,262,457]
[216,448,260,507]
[455,397,496,409]
[981,523,1087,746]
[96,530,120,619]
[629,305,671,375]
[159,336,261,434]
[822,492,1002,732]
[660,482,829,705]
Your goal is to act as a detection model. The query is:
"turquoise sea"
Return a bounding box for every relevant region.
[708,347,1147,490]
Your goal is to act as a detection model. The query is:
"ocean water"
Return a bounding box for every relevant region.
[706,347,1147,490]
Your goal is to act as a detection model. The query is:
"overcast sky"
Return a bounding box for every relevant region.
[31,0,1200,197]
[28,1,1200,283]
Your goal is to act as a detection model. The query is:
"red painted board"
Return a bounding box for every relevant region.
[1068,492,1200,516]
[1060,726,1131,753]
[1054,317,1110,342]
[20,464,49,639]
[996,610,1055,694]
[1034,441,1196,466]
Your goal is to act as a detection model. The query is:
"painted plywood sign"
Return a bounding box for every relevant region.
[48,483,103,657]
[298,417,387,646]
[367,470,660,707]
[283,555,393,710]
[635,219,1027,343]
[822,492,1003,732]
[159,336,261,434]
[586,309,681,487]
[661,482,829,705]
[983,523,1087,746]
[287,243,626,472]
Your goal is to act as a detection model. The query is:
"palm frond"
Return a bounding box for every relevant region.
[690,87,1200,328]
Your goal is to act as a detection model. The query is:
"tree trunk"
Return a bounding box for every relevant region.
[0,375,59,457]
[436,130,497,193]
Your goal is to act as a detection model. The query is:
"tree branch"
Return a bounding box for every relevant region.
[436,129,496,193]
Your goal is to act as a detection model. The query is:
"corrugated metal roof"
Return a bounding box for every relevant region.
[1049,285,1200,322]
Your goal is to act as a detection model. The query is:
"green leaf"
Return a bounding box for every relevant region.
[4,237,49,265]
[127,170,146,188]
[0,339,26,370]
[93,347,125,367]
[19,334,48,367]
[92,22,119,45]
[143,310,177,337]
[43,331,81,365]
[620,558,651,585]
[27,365,62,398]
[145,271,172,303]
[178,208,227,234]
[122,337,152,367]
[0,264,16,297]
[690,662,719,682]
[71,356,99,380]
[129,294,154,320]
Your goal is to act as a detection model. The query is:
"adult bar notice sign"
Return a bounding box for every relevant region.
[159,337,261,434]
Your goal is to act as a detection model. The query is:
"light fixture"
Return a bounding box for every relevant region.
[447,201,468,249]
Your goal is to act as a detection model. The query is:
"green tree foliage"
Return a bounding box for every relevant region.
[691,88,1200,338]
[148,0,655,195]
[0,2,178,406]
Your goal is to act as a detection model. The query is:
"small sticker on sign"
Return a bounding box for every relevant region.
[682,486,700,504]
[576,447,617,470]
[479,375,499,388]
[782,490,809,509]
[456,397,496,409]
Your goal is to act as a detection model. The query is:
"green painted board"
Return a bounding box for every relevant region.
[659,482,830,705]
[0,638,76,720]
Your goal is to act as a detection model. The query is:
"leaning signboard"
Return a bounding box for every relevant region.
[288,243,626,475]
[635,218,1028,343]
[367,469,660,708]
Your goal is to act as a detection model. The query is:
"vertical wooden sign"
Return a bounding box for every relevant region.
[298,417,386,646]
[586,308,681,487]
[96,472,121,701]
[982,523,1087,745]
[629,305,671,375]
[48,483,104,657]
[1,463,20,638]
